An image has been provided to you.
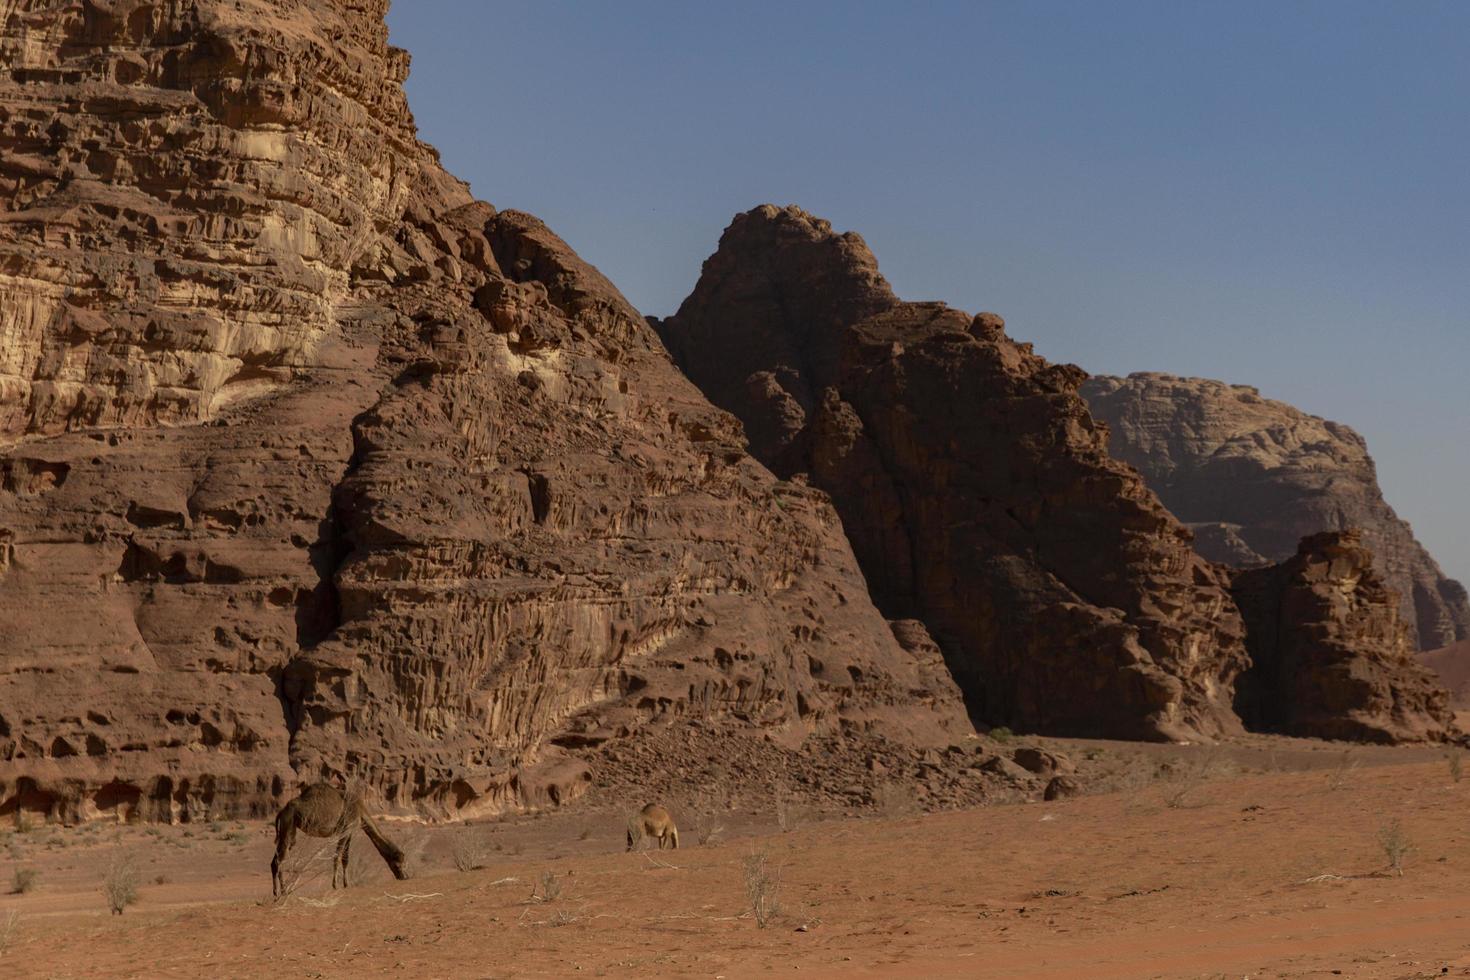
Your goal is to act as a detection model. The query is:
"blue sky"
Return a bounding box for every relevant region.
[386,2,1469,591]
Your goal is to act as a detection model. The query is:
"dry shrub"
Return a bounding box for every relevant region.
[742,848,781,928]
[684,808,725,847]
[452,830,494,872]
[1160,751,1225,809]
[1378,818,1413,876]
[270,841,333,905]
[101,850,139,914]
[1326,750,1359,791]
[774,791,797,834]
[10,868,37,895]
[0,909,17,955]
[533,870,563,903]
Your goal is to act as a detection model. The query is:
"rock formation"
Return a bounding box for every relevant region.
[1231,531,1457,742]
[0,2,968,824]
[1082,373,1470,650]
[655,205,1249,742]
[1421,640,1470,709]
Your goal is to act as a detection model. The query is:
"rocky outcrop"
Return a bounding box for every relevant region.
[1231,531,1456,742]
[0,3,968,824]
[655,205,1249,742]
[1082,373,1470,651]
[1420,641,1470,709]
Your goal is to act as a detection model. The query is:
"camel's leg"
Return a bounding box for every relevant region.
[657,831,667,850]
[334,834,351,889]
[272,816,297,898]
[668,828,679,850]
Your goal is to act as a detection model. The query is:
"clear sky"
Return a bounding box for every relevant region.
[386,2,1469,591]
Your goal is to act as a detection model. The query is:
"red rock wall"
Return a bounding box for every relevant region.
[657,206,1249,742]
[1231,530,1456,742]
[0,3,969,824]
[1083,373,1470,650]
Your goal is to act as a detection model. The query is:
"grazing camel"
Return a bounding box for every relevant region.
[626,803,679,851]
[271,783,410,897]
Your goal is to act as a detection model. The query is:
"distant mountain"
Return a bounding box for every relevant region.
[1083,373,1469,650]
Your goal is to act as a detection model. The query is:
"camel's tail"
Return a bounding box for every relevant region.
[359,811,410,880]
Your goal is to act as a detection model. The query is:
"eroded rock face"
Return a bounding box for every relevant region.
[283,210,971,817]
[1421,641,1470,709]
[656,205,1249,742]
[1231,531,1456,742]
[0,0,426,439]
[1082,373,1470,650]
[0,3,968,824]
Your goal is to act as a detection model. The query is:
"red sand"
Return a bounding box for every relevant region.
[4,749,1470,978]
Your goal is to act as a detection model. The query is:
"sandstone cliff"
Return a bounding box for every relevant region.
[656,206,1249,742]
[1082,373,1470,650]
[0,2,968,824]
[1231,531,1456,742]
[1422,640,1470,709]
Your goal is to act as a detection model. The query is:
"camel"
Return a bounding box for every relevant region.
[271,782,410,897]
[626,803,679,851]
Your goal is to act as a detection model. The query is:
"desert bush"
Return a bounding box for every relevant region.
[1326,750,1359,791]
[1378,818,1413,876]
[988,726,1015,744]
[0,909,17,955]
[101,850,139,914]
[269,841,333,905]
[742,848,781,928]
[534,870,563,903]
[1159,751,1223,809]
[774,792,798,834]
[10,868,38,895]
[452,831,494,872]
[695,813,725,846]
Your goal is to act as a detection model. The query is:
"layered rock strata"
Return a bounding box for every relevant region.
[1082,373,1470,650]
[0,2,968,824]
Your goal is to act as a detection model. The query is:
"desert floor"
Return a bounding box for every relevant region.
[4,737,1470,979]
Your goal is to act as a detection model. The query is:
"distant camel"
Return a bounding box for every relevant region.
[271,783,410,897]
[626,803,679,851]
